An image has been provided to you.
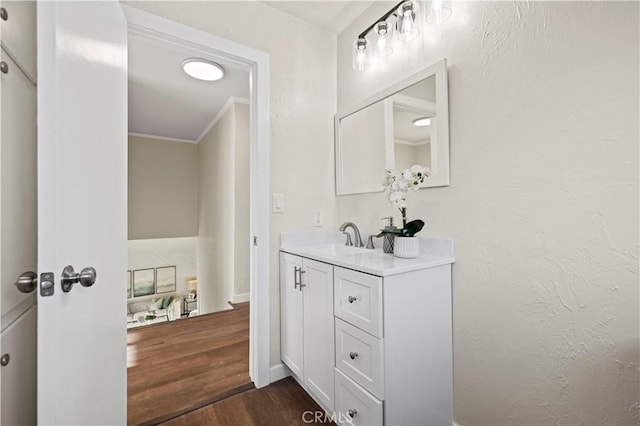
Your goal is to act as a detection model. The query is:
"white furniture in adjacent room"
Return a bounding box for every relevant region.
[280,231,454,426]
[127,294,183,328]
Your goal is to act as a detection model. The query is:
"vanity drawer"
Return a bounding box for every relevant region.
[335,318,384,400]
[334,267,383,338]
[335,368,383,426]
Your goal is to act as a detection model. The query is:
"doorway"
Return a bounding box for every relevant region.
[123,4,271,389]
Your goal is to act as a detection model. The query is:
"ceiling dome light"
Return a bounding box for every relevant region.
[182,58,224,81]
[413,117,431,127]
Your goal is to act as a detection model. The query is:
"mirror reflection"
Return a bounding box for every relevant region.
[335,60,449,195]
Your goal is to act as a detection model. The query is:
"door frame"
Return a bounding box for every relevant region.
[122,6,271,388]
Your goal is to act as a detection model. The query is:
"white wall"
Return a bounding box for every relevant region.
[197,103,235,314]
[234,103,250,299]
[126,1,337,366]
[128,135,198,239]
[127,237,196,300]
[337,2,639,425]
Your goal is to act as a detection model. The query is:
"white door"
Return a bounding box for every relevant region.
[302,258,334,411]
[37,2,128,424]
[280,252,303,378]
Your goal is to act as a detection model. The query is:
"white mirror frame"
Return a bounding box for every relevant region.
[335,58,449,195]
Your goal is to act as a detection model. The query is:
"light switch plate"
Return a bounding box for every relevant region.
[272,193,284,213]
[313,209,323,227]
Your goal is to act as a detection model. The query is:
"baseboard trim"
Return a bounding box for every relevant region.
[231,292,250,304]
[269,363,291,383]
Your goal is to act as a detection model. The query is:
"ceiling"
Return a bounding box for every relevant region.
[263,1,374,33]
[394,108,432,143]
[128,32,250,142]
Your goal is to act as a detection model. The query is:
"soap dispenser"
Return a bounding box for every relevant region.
[378,216,399,254]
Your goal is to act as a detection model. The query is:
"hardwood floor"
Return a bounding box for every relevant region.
[127,303,252,425]
[162,377,334,426]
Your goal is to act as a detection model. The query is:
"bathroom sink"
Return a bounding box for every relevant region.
[280,231,454,276]
[301,244,372,257]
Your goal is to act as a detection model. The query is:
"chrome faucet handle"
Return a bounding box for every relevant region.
[342,232,353,246]
[366,235,375,249]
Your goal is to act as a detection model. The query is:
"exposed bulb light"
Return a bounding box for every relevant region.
[352,38,370,71]
[373,21,393,58]
[413,117,431,127]
[182,58,225,81]
[396,1,420,42]
[426,0,452,25]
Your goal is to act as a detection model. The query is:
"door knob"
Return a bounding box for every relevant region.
[61,265,97,292]
[349,351,358,360]
[15,271,37,293]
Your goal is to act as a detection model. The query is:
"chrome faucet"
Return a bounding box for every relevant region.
[339,222,364,248]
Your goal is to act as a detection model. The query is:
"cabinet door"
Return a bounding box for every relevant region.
[302,258,334,411]
[1,50,37,320]
[1,306,37,426]
[280,253,304,378]
[0,1,37,80]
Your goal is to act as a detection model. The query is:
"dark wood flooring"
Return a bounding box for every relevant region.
[162,377,334,426]
[127,303,253,425]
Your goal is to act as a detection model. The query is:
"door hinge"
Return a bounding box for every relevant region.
[253,236,258,246]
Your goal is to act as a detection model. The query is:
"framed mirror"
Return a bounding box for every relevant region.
[335,59,449,195]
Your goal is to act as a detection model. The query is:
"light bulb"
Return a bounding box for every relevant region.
[426,0,452,25]
[373,21,393,58]
[352,38,370,71]
[396,1,421,42]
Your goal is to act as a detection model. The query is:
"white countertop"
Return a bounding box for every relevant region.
[280,231,454,277]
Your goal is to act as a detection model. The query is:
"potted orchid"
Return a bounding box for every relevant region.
[382,164,430,257]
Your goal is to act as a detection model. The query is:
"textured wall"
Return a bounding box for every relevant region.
[128,135,198,239]
[125,1,337,366]
[337,2,639,424]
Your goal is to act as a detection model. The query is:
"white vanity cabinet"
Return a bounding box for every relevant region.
[280,252,335,412]
[333,263,453,426]
[280,234,454,426]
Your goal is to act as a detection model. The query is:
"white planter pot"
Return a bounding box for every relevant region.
[393,236,419,258]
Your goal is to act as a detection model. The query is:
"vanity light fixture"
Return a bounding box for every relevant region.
[353,0,450,71]
[182,58,224,81]
[413,117,431,127]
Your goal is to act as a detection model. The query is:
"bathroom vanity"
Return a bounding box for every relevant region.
[280,232,454,426]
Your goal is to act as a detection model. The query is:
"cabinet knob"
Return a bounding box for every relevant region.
[348,409,358,418]
[349,351,358,360]
[0,7,7,21]
[347,295,357,303]
[0,61,8,74]
[0,354,9,367]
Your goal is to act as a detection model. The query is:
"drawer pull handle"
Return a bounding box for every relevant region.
[349,351,358,360]
[347,295,357,303]
[348,409,358,418]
